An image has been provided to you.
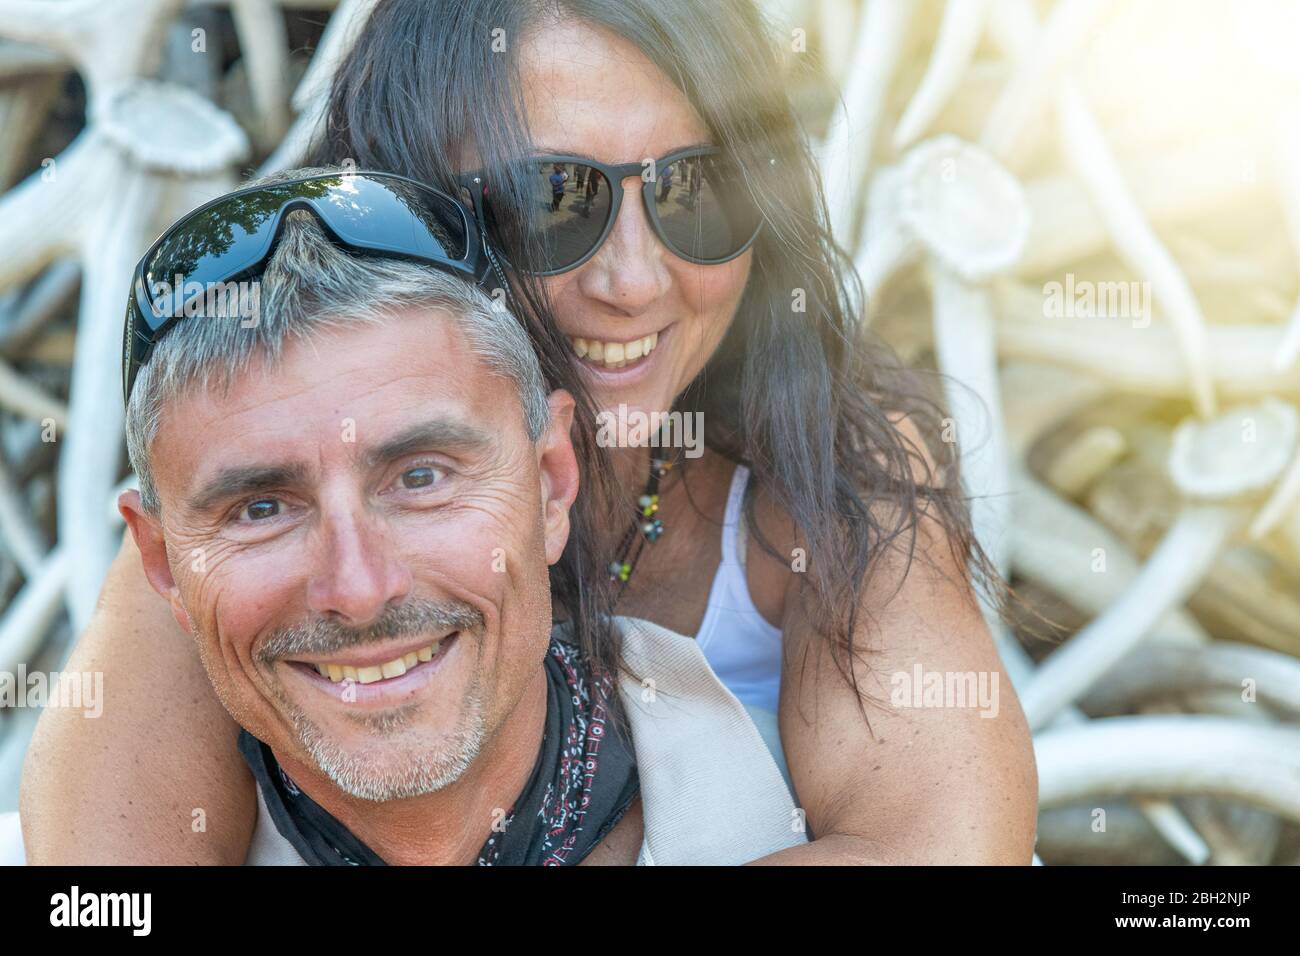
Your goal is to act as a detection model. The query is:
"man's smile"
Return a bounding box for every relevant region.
[280,632,462,708]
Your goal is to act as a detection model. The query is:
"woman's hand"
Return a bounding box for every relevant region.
[19,531,256,864]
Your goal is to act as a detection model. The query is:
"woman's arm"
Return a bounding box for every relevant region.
[19,532,256,864]
[753,425,1038,865]
[765,519,1037,864]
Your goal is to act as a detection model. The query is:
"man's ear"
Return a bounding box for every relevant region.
[118,489,195,636]
[537,389,579,566]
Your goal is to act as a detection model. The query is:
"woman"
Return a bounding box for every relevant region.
[21,0,1036,863]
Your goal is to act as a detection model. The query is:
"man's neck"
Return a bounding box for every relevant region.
[274,666,549,865]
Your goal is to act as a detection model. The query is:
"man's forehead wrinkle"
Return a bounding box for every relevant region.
[217,366,442,422]
[191,367,475,448]
[173,372,493,450]
[205,315,473,425]
[173,372,323,435]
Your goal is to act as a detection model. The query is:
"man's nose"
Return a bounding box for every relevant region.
[306,505,412,627]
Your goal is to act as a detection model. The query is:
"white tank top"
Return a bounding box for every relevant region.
[694,464,784,713]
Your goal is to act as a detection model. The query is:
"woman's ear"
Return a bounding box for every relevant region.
[117,489,195,635]
[537,389,579,566]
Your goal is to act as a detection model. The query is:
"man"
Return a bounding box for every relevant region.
[113,170,803,866]
[657,161,674,203]
[549,163,568,211]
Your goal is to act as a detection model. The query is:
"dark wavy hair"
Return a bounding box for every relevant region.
[311,0,1001,702]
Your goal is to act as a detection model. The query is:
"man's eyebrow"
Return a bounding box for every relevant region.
[187,464,309,514]
[364,419,495,468]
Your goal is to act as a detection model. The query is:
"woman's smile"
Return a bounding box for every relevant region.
[566,324,672,388]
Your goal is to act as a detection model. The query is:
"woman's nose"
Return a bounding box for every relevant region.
[576,179,672,315]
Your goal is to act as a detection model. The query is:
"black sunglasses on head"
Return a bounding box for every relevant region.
[123,171,501,404]
[459,146,766,276]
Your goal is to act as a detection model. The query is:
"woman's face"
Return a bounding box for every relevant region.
[515,20,753,419]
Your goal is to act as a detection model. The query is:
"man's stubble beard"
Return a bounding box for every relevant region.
[288,679,489,801]
[247,597,493,801]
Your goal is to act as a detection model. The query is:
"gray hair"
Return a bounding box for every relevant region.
[126,167,550,514]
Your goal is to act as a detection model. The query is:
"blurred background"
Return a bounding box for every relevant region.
[0,0,1297,865]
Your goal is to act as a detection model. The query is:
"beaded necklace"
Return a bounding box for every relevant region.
[608,450,676,599]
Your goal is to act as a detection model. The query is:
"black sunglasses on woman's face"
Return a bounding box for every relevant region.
[459,146,767,276]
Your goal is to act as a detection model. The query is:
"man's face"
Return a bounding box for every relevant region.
[125,308,577,801]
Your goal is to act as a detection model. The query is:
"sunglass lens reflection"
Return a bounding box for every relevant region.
[653,154,759,262]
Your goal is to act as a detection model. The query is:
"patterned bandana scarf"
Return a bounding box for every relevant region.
[238,635,639,865]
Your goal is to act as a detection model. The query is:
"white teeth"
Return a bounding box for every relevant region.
[314,642,441,683]
[568,332,659,369]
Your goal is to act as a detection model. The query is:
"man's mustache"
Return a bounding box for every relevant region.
[255,598,484,664]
